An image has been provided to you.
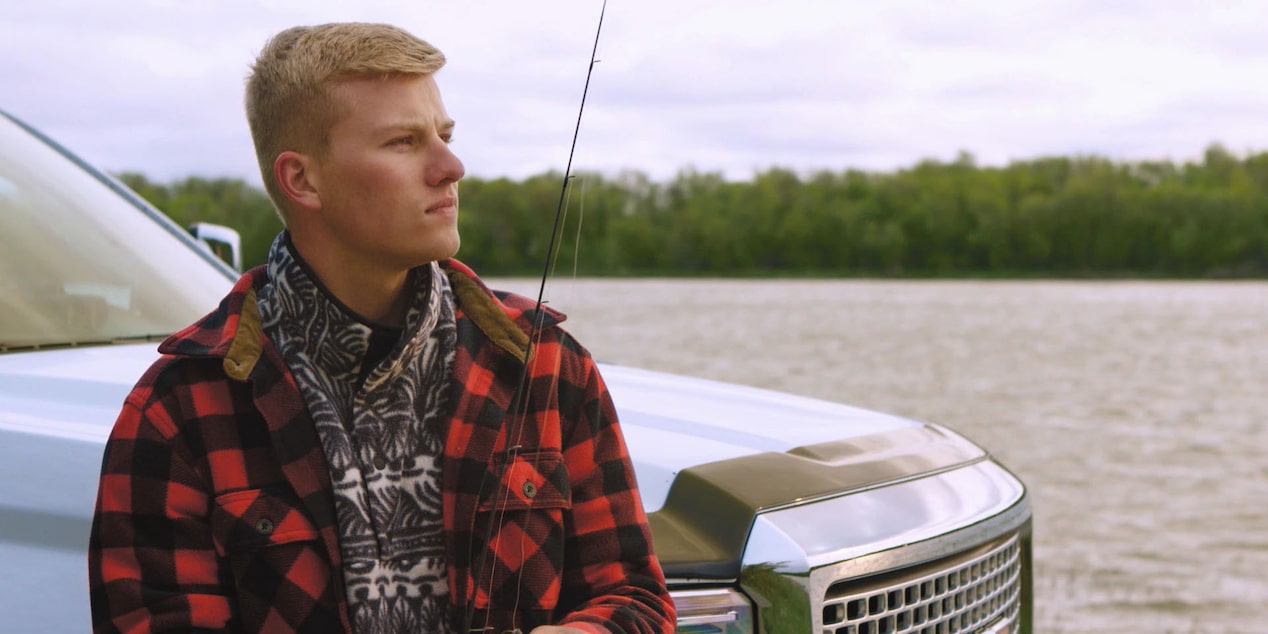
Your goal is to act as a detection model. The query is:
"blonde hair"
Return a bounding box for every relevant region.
[245,23,446,218]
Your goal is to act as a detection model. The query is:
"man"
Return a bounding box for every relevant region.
[89,23,675,634]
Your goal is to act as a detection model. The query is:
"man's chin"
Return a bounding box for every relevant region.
[439,235,460,261]
[415,235,460,265]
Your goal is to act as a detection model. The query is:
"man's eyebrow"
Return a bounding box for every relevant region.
[374,120,456,136]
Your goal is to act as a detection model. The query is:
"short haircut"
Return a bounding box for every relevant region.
[245,23,446,219]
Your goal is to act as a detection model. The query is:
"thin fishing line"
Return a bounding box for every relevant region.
[572,176,586,279]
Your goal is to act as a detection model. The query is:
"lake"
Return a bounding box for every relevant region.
[492,277,1268,633]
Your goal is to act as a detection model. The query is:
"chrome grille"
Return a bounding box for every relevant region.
[821,534,1021,634]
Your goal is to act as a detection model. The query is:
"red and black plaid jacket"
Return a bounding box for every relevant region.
[89,259,674,633]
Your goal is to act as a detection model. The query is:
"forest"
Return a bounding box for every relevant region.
[118,143,1268,278]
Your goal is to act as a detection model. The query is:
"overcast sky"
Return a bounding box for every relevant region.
[4,0,1267,185]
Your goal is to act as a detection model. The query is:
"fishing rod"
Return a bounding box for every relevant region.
[463,2,607,631]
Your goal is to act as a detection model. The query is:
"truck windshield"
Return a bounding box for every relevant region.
[0,114,234,350]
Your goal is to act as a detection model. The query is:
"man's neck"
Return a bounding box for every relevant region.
[328,269,412,326]
[286,234,414,327]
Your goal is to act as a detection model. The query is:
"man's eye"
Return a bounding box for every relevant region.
[391,136,414,146]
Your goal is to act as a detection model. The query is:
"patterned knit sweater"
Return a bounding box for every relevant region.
[256,234,457,633]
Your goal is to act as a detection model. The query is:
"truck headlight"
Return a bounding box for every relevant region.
[671,588,755,633]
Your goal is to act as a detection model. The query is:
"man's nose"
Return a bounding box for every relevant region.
[427,142,465,186]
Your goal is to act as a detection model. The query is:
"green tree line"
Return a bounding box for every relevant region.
[120,143,1268,277]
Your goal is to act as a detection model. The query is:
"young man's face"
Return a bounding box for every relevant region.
[305,74,465,273]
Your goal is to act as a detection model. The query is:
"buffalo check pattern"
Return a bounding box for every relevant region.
[89,258,675,633]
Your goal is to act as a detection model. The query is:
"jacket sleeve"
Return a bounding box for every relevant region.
[88,381,234,633]
[552,336,676,634]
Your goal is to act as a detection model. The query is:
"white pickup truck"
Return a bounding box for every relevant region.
[0,108,1031,633]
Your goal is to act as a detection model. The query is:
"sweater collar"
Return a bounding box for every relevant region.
[159,237,567,379]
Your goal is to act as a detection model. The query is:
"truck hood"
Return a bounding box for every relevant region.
[602,365,991,579]
[0,347,989,583]
[0,344,163,551]
[0,345,928,512]
[0,344,157,445]
[599,364,924,511]
[0,345,987,581]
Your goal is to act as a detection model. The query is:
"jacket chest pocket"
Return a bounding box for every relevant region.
[472,449,572,611]
[211,487,332,627]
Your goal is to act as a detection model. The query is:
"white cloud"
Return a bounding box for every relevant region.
[2,0,1265,183]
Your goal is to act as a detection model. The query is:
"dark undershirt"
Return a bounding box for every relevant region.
[357,324,404,390]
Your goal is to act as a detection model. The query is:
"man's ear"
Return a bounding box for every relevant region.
[274,151,321,211]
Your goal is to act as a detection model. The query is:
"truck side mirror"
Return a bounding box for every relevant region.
[186,222,242,271]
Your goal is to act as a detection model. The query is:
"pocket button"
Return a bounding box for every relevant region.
[255,518,275,535]
[522,481,537,499]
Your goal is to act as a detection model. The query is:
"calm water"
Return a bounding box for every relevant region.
[493,277,1268,633]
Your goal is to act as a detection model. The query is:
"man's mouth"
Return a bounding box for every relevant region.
[426,197,458,215]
